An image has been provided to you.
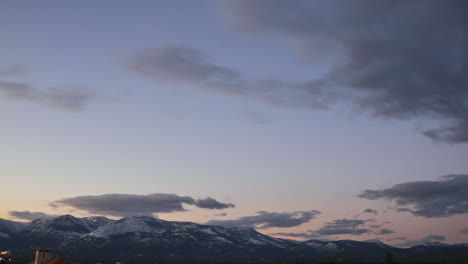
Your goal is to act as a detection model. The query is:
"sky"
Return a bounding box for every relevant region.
[1,0,468,247]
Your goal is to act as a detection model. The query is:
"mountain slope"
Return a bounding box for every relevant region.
[61,216,301,261]
[1,215,467,262]
[17,215,112,244]
[0,219,25,239]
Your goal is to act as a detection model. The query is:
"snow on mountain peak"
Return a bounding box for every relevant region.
[88,216,167,238]
[0,219,25,235]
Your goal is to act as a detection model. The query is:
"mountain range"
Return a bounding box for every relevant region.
[1,215,467,263]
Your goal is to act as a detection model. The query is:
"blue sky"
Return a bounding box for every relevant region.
[1,0,468,246]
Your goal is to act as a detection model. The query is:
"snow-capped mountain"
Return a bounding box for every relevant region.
[61,216,299,260]
[303,239,326,248]
[364,239,392,248]
[0,219,25,239]
[1,215,467,262]
[303,239,392,251]
[420,241,450,247]
[18,215,112,242]
[83,215,291,249]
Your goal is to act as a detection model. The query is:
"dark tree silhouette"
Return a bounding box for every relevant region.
[385,252,393,264]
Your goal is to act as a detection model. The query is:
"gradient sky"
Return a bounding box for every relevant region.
[1,0,468,247]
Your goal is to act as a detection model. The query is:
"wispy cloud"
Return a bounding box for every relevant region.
[363,208,378,215]
[0,80,94,110]
[125,45,336,110]
[204,210,320,229]
[8,210,55,221]
[242,110,271,124]
[0,64,28,76]
[217,0,468,143]
[376,228,395,235]
[314,219,371,236]
[269,230,328,240]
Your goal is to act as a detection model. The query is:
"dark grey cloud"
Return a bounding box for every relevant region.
[194,197,235,209]
[376,228,395,235]
[272,219,390,238]
[363,208,378,215]
[204,210,320,229]
[0,80,93,110]
[125,46,336,110]
[393,235,445,248]
[358,174,468,218]
[461,228,468,234]
[51,193,235,217]
[0,64,28,76]
[315,219,371,236]
[218,0,468,143]
[8,211,55,221]
[396,208,412,212]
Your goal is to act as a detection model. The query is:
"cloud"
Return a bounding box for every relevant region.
[0,80,94,110]
[315,219,371,235]
[273,219,392,238]
[358,174,468,218]
[0,64,28,76]
[242,110,272,124]
[396,208,412,212]
[51,193,235,217]
[194,197,235,209]
[204,210,320,229]
[393,235,445,248]
[8,211,55,221]
[388,237,407,242]
[218,0,468,143]
[215,212,227,217]
[460,228,468,234]
[270,230,328,240]
[376,228,395,235]
[125,46,336,110]
[363,208,378,215]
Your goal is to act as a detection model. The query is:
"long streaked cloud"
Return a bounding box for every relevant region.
[358,174,468,218]
[376,228,395,235]
[269,230,328,240]
[8,210,55,221]
[0,80,94,110]
[51,193,235,217]
[125,45,336,110]
[315,219,371,236]
[204,210,320,229]
[0,64,28,76]
[393,235,445,248]
[215,0,468,143]
[193,197,235,209]
[271,218,391,239]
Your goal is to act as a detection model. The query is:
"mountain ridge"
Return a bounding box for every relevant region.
[1,215,467,262]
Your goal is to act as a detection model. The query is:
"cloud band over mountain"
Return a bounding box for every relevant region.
[51,193,235,217]
[205,210,320,229]
[359,175,468,218]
